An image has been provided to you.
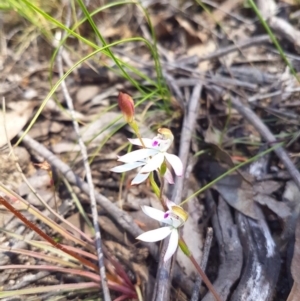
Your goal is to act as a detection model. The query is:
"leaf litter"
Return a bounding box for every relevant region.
[1,0,300,300]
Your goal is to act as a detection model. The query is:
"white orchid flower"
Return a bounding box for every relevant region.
[136,199,188,261]
[110,128,183,185]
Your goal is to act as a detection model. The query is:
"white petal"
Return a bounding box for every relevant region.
[165,153,183,176]
[118,149,158,163]
[110,161,145,173]
[139,153,164,173]
[141,206,166,222]
[128,138,154,148]
[131,173,149,185]
[171,217,182,228]
[164,168,174,184]
[164,229,179,261]
[136,226,172,242]
[165,199,176,210]
[141,206,174,226]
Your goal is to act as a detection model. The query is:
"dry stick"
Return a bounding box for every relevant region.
[56,6,110,300]
[153,84,202,301]
[257,0,300,50]
[198,35,270,62]
[191,228,214,301]
[8,271,50,290]
[231,97,300,191]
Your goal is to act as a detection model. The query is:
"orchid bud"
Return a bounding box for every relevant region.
[118,92,135,123]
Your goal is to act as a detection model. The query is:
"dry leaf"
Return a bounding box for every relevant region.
[52,112,122,153]
[0,101,33,148]
[175,16,207,43]
[75,85,100,105]
[254,194,290,218]
[213,173,258,219]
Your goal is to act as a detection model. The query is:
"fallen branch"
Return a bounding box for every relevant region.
[231,97,300,191]
[153,84,202,301]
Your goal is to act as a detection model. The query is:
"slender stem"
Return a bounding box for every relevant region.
[149,172,160,198]
[189,255,221,301]
[180,237,221,301]
[130,121,146,148]
[136,131,146,148]
[159,175,165,208]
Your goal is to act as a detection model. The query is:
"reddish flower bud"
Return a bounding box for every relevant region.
[118,92,134,123]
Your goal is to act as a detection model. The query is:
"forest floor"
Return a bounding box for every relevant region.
[1,1,300,300]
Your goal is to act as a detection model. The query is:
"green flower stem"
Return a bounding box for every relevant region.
[149,172,160,198]
[159,175,165,206]
[130,120,146,148]
[179,237,221,301]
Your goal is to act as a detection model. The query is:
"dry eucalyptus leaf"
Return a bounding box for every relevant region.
[254,180,282,194]
[254,194,290,218]
[209,163,258,219]
[0,101,34,147]
[76,85,100,105]
[78,111,122,143]
[210,162,289,219]
[253,180,290,218]
[30,119,63,139]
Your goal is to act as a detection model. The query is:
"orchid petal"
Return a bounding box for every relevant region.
[141,206,166,222]
[170,217,182,228]
[110,161,145,173]
[164,168,174,184]
[140,153,164,173]
[163,213,182,228]
[136,226,172,242]
[165,199,177,210]
[164,228,179,261]
[165,153,183,176]
[141,205,175,226]
[118,149,158,163]
[128,138,154,148]
[131,172,149,185]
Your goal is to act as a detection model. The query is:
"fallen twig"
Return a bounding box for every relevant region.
[203,191,243,301]
[231,97,300,191]
[198,35,270,63]
[190,227,214,301]
[55,3,110,300]
[153,84,202,301]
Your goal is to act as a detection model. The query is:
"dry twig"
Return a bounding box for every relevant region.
[231,97,300,191]
[190,227,214,301]
[153,84,202,301]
